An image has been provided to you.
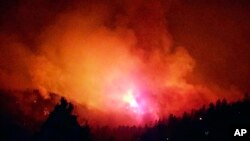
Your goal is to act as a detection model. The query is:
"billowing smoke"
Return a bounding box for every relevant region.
[0,0,248,126]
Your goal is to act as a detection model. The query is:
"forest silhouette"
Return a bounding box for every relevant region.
[1,90,250,141]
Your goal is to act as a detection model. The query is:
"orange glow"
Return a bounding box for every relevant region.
[0,0,245,126]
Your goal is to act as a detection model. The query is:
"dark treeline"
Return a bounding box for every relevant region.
[1,90,250,141]
[140,94,250,141]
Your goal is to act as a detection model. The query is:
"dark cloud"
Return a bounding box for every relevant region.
[167,0,250,91]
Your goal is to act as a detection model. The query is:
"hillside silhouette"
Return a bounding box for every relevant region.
[140,94,250,141]
[1,90,250,141]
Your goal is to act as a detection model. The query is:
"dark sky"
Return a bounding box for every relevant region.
[1,0,249,92]
[167,0,250,91]
[0,0,249,126]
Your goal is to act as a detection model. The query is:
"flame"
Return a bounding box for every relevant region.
[0,0,245,126]
[123,89,139,108]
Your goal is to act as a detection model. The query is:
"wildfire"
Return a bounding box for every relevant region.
[0,0,244,126]
[123,89,139,108]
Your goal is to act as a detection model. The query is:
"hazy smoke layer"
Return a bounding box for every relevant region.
[0,0,248,125]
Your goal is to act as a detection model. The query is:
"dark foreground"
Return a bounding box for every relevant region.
[1,91,250,141]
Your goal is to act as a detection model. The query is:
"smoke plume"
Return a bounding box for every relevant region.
[0,0,249,126]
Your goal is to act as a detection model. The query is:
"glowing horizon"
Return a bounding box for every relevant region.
[0,0,247,126]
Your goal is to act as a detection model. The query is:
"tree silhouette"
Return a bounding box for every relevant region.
[140,97,250,141]
[35,97,91,141]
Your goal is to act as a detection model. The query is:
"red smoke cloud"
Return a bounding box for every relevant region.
[0,0,248,126]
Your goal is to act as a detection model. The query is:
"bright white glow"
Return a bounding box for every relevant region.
[123,89,139,108]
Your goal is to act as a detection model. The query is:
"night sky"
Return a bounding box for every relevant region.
[0,0,249,126]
